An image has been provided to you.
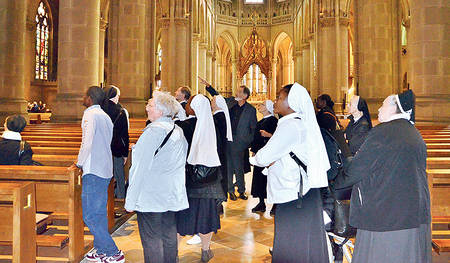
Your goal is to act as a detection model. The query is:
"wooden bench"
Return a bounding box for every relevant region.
[427,157,450,169]
[0,166,83,262]
[427,149,450,158]
[33,154,77,167]
[427,169,450,218]
[28,113,52,124]
[0,166,116,262]
[0,181,36,262]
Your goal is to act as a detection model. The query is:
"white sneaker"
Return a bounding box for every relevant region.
[186,234,201,245]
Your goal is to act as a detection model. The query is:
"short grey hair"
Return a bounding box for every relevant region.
[153,91,179,118]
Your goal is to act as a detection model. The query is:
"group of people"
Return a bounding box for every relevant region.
[0,78,431,263]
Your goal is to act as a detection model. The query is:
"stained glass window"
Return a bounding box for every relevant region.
[35,2,50,80]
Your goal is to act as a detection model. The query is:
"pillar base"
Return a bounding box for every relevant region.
[51,93,85,122]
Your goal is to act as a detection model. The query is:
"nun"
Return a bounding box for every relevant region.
[333,90,432,263]
[344,96,372,155]
[250,100,278,214]
[176,94,226,262]
[250,83,330,262]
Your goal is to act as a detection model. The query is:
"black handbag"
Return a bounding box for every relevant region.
[186,164,219,184]
[333,199,357,238]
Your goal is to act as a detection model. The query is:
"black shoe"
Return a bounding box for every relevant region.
[269,247,273,255]
[229,192,237,201]
[251,203,266,213]
[238,192,248,200]
[270,205,276,216]
[201,249,214,262]
[218,204,224,215]
[114,212,122,218]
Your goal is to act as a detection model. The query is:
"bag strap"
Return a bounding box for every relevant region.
[289,151,307,209]
[323,111,342,129]
[19,140,25,158]
[154,126,175,156]
[113,108,124,125]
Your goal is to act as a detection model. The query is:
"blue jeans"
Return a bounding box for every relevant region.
[82,174,119,256]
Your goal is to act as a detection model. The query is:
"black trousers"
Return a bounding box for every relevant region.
[136,211,178,263]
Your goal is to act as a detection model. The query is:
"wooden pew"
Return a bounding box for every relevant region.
[0,166,83,262]
[427,157,450,169]
[427,149,450,158]
[33,154,77,167]
[0,181,36,263]
[427,169,450,253]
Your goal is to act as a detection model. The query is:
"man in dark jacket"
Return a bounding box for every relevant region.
[0,115,33,165]
[199,76,257,201]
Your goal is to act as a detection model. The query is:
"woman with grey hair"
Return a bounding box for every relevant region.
[125,91,189,263]
[333,90,431,262]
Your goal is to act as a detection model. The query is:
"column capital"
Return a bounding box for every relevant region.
[319,17,335,27]
[339,17,349,27]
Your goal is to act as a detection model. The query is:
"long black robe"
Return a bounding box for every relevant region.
[249,115,278,198]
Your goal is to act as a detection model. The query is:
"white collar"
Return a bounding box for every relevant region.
[263,114,274,119]
[382,113,409,123]
[2,130,22,141]
[353,116,362,123]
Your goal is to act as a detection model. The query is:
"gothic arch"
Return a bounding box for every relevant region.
[216,30,238,59]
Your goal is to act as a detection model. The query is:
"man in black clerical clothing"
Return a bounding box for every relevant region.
[198,76,257,201]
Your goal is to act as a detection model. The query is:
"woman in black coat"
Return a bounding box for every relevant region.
[250,100,278,214]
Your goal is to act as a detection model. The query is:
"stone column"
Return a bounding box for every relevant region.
[302,43,311,90]
[294,51,303,84]
[53,0,100,121]
[98,19,107,85]
[271,59,277,100]
[206,50,213,92]
[107,0,147,116]
[198,43,207,94]
[409,0,450,123]
[160,17,189,94]
[231,59,237,93]
[317,16,349,112]
[217,63,225,91]
[0,1,28,120]
[354,0,399,113]
[190,34,200,94]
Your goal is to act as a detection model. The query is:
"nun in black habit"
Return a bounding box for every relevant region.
[249,100,278,213]
[344,96,372,155]
[333,90,431,263]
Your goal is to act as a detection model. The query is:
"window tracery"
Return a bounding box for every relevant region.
[35,1,51,80]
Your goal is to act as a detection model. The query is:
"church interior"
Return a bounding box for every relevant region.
[1,0,450,262]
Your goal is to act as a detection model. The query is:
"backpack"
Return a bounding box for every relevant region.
[320,128,352,182]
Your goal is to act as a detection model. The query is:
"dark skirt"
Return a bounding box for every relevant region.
[176,198,221,236]
[272,188,329,263]
[251,166,267,198]
[353,223,432,263]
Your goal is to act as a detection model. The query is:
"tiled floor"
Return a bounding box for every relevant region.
[77,172,450,263]
[104,197,276,263]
